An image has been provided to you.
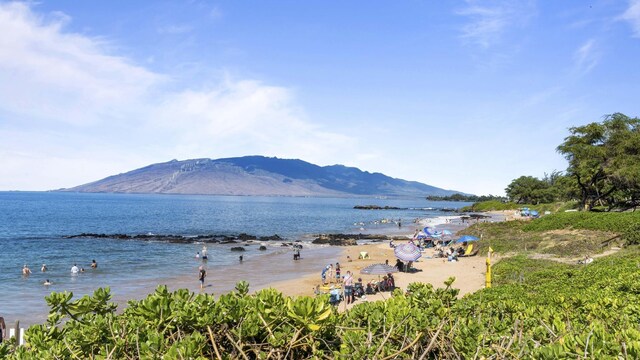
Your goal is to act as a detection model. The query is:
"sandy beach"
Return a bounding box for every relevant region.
[256,214,495,309]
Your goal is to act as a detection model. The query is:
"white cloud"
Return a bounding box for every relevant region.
[0,2,357,190]
[573,39,600,75]
[456,0,535,49]
[620,0,640,37]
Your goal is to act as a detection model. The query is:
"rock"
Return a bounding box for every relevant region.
[237,233,257,241]
[230,246,246,252]
[220,240,238,244]
[259,234,282,241]
[258,246,267,251]
[312,234,358,246]
[354,205,405,210]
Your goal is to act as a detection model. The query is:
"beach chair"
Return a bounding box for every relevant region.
[460,245,479,257]
[358,251,370,259]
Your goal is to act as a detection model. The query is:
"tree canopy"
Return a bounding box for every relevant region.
[504,113,640,211]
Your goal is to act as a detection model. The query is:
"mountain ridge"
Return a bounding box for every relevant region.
[62,156,466,197]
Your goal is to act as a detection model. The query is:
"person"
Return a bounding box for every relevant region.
[41,264,47,272]
[201,246,208,260]
[80,267,85,273]
[343,271,354,304]
[198,266,206,290]
[43,279,52,286]
[389,240,396,248]
[0,316,5,344]
[386,273,396,291]
[326,264,334,284]
[321,264,332,285]
[239,255,243,262]
[365,281,376,295]
[22,264,31,276]
[347,255,352,262]
[71,264,79,274]
[335,262,341,283]
[395,259,404,272]
[354,278,365,298]
[91,259,98,269]
[385,259,389,265]
[195,251,200,259]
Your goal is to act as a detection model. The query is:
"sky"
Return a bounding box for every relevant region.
[1,0,639,195]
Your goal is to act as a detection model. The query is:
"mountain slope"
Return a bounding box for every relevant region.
[63,156,463,197]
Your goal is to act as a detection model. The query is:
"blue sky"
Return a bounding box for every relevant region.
[1,1,639,195]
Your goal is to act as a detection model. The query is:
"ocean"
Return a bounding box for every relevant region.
[0,191,470,326]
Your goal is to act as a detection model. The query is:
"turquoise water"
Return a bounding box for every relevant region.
[0,192,469,326]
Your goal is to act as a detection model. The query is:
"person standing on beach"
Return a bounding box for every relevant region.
[343,271,354,305]
[335,262,341,284]
[321,264,332,285]
[198,266,206,290]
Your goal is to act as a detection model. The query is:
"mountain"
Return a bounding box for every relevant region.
[62,156,463,197]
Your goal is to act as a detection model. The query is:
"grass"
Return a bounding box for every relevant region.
[458,219,619,257]
[460,200,578,213]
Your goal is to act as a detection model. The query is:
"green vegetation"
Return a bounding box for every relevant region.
[457,219,617,257]
[522,211,640,245]
[4,248,640,359]
[426,193,506,202]
[503,113,640,211]
[460,200,576,213]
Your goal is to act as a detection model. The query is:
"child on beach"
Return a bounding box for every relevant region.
[198,266,206,289]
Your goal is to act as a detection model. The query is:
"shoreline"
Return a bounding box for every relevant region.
[11,212,501,327]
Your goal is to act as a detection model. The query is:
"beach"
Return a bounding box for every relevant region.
[254,214,500,307]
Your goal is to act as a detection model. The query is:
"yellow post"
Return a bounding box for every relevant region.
[485,247,493,288]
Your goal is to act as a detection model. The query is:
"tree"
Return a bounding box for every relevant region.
[505,176,550,204]
[557,113,640,210]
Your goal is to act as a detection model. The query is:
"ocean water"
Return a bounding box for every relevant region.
[0,191,470,326]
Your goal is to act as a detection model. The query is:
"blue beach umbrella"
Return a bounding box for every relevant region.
[394,243,422,262]
[456,235,479,244]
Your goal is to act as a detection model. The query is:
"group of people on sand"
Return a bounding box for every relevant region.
[321,264,356,305]
[21,259,98,286]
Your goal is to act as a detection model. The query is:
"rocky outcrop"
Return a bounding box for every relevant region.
[230,247,246,252]
[63,233,283,244]
[354,205,405,210]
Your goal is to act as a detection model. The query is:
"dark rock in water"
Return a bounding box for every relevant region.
[230,246,246,252]
[259,234,282,241]
[237,233,257,241]
[312,234,357,246]
[258,246,267,251]
[220,240,238,244]
[354,205,405,210]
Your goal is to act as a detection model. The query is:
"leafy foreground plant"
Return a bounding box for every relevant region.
[4,251,640,359]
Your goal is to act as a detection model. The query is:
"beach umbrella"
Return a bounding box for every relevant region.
[456,235,479,244]
[360,263,398,275]
[394,242,422,262]
[423,226,433,235]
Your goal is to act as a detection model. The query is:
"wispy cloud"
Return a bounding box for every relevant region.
[456,0,535,49]
[573,39,600,75]
[620,0,640,37]
[0,2,357,190]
